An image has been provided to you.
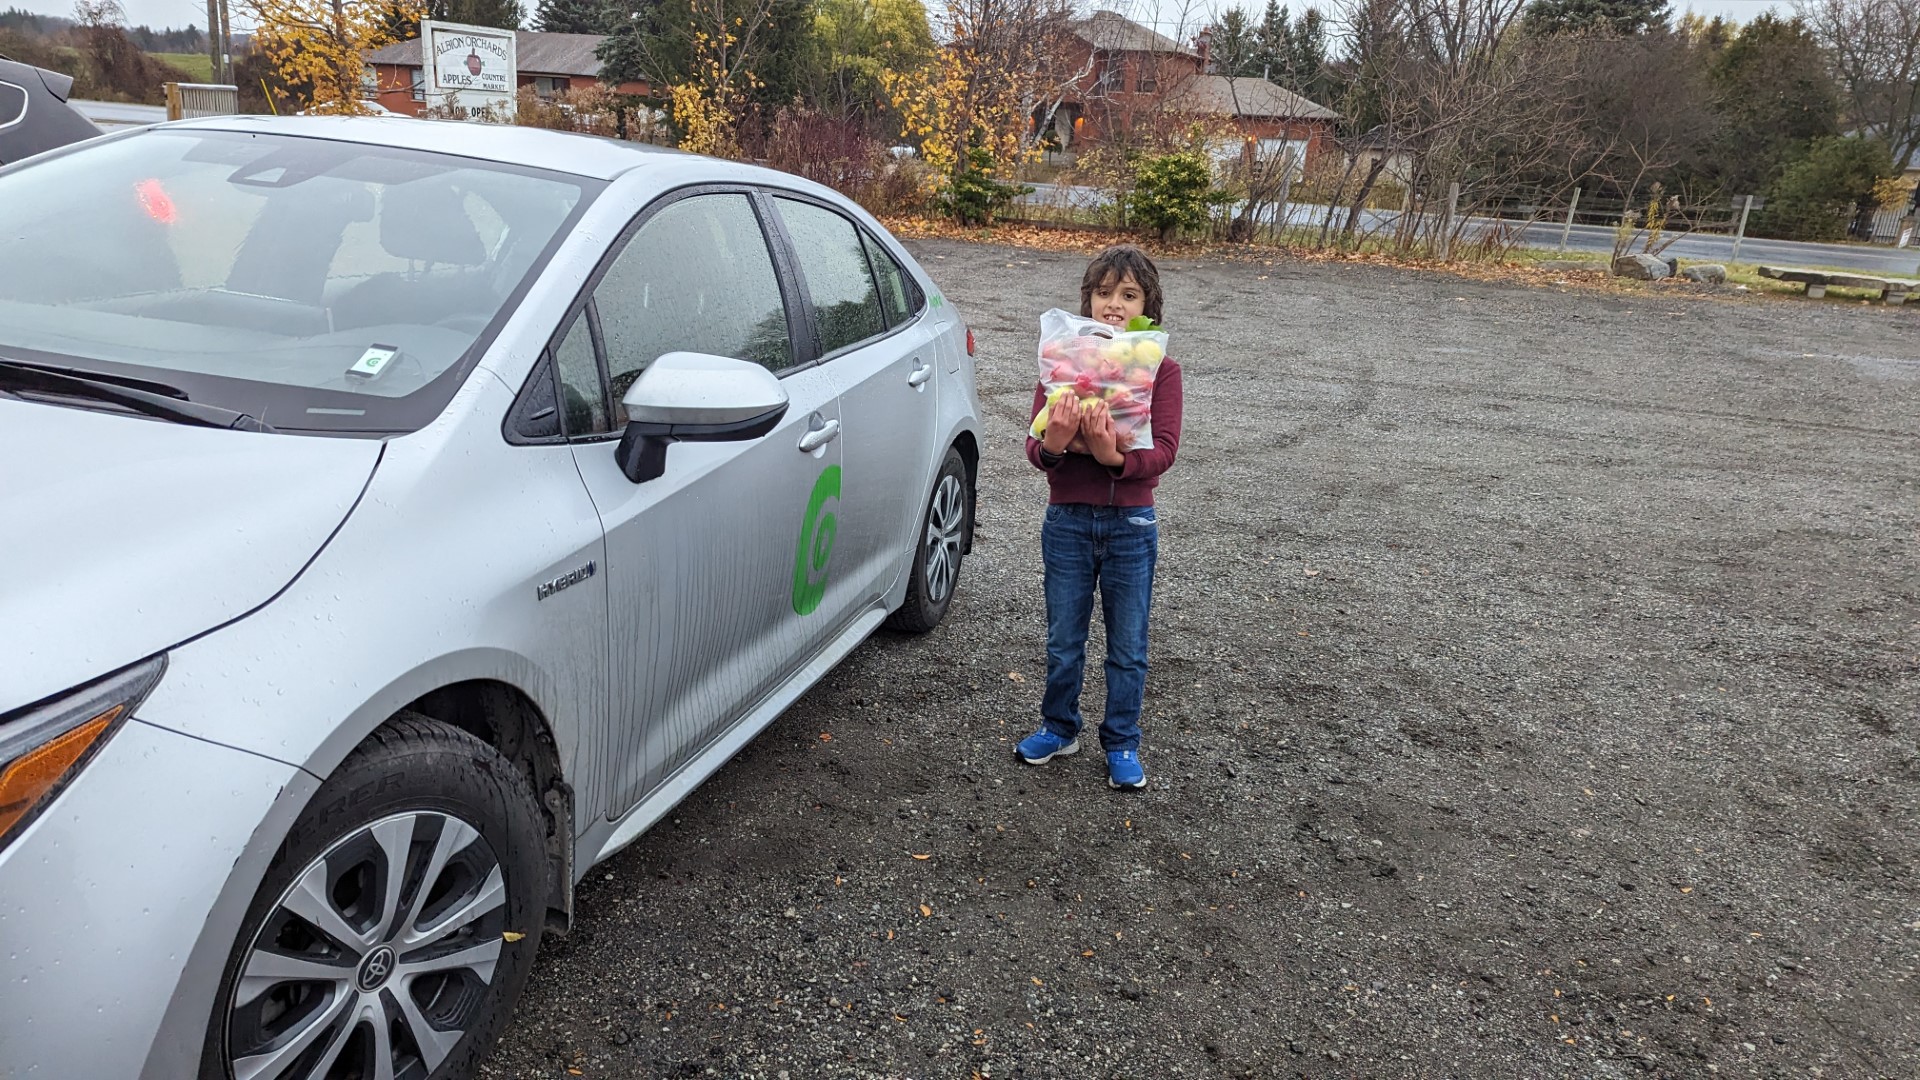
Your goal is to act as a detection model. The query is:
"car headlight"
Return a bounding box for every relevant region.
[0,655,166,852]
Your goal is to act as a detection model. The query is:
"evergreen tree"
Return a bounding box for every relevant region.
[389,0,523,40]
[1285,6,1329,103]
[1208,6,1259,77]
[1708,13,1841,196]
[533,0,603,33]
[1255,0,1288,81]
[1524,0,1670,36]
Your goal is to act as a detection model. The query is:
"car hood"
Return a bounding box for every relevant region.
[0,400,381,710]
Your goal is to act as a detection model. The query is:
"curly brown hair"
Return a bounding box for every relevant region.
[1078,244,1163,325]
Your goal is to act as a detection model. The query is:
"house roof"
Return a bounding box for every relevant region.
[366,30,609,78]
[1163,75,1337,121]
[1071,10,1197,57]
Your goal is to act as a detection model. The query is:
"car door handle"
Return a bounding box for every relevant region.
[907,359,933,387]
[797,417,840,452]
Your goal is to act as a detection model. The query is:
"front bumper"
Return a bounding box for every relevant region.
[0,717,313,1078]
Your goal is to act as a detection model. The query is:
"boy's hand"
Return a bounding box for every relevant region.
[1040,392,1081,454]
[1080,400,1126,467]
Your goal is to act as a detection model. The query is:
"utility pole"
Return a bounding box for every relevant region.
[205,0,220,81]
[218,0,232,84]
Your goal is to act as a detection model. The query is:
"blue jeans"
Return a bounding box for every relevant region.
[1041,503,1158,752]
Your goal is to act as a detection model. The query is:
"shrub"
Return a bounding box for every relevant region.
[1128,150,1217,240]
[1758,136,1893,242]
[763,107,884,199]
[938,146,1029,226]
[513,85,623,139]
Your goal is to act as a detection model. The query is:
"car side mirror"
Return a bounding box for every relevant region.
[614,352,790,484]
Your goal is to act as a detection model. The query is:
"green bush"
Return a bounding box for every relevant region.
[939,147,1029,226]
[1128,151,1218,240]
[1758,136,1894,242]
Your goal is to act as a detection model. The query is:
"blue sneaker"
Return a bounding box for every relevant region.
[1107,750,1146,789]
[1017,728,1079,765]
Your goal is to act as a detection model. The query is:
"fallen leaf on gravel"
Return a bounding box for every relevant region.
[919,904,933,917]
[834,876,844,886]
[886,929,895,941]
[1304,568,1320,576]
[1583,788,1595,797]
[1082,949,1095,957]
[1297,631,1310,637]
[819,733,832,741]
[1551,1015,1559,1023]
[1008,672,1026,683]
[502,932,525,942]
[1031,977,1045,986]
[893,1014,908,1022]
[1680,887,1693,894]
[1124,819,1132,828]
[568,1070,582,1076]
[911,853,932,861]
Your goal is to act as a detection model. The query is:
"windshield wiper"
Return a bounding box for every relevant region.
[0,359,276,433]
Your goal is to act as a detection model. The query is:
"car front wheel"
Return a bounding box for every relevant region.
[887,446,970,633]
[201,714,548,1080]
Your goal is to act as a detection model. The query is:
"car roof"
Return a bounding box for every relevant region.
[164,114,689,181]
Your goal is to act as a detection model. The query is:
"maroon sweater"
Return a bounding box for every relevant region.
[1025,359,1182,507]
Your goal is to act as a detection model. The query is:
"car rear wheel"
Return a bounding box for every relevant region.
[887,446,969,634]
[201,714,548,1080]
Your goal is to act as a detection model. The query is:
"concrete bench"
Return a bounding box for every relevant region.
[1757,266,1918,305]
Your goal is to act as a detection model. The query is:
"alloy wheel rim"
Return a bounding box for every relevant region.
[225,810,509,1080]
[924,474,966,604]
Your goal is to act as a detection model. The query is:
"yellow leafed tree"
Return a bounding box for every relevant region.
[244,0,424,115]
[663,0,771,158]
[881,0,1075,191]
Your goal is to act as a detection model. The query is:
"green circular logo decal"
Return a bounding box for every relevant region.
[792,465,841,615]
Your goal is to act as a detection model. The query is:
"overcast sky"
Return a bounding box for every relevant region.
[13,0,1790,42]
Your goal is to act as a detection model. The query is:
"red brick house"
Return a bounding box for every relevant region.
[1045,10,1336,169]
[364,31,650,117]
[1161,74,1337,170]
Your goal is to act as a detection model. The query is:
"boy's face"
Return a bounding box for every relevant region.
[1091,273,1146,326]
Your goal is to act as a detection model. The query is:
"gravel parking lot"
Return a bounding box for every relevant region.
[483,239,1918,1079]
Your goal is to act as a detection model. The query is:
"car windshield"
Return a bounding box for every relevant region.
[0,128,597,434]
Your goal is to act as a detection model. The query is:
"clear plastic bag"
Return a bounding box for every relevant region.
[1027,308,1168,452]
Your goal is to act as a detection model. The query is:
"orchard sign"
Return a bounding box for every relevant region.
[422,20,517,121]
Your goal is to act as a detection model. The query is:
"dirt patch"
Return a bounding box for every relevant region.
[482,239,1918,1079]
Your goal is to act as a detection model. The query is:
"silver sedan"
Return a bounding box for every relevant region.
[0,116,980,1079]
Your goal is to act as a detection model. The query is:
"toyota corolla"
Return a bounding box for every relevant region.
[0,116,980,1080]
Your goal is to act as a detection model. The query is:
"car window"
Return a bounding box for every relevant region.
[553,306,609,436]
[773,197,884,356]
[594,193,792,419]
[863,230,920,328]
[0,128,594,435]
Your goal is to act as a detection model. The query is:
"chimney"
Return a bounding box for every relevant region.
[1195,30,1212,73]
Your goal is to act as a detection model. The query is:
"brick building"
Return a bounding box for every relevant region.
[363,31,649,117]
[1046,10,1336,169]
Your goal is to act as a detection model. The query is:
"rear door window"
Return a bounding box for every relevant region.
[862,230,921,329]
[772,197,885,356]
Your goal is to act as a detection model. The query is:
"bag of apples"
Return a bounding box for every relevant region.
[1028,308,1168,451]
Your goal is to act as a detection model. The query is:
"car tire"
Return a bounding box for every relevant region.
[887,446,970,634]
[199,713,549,1080]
